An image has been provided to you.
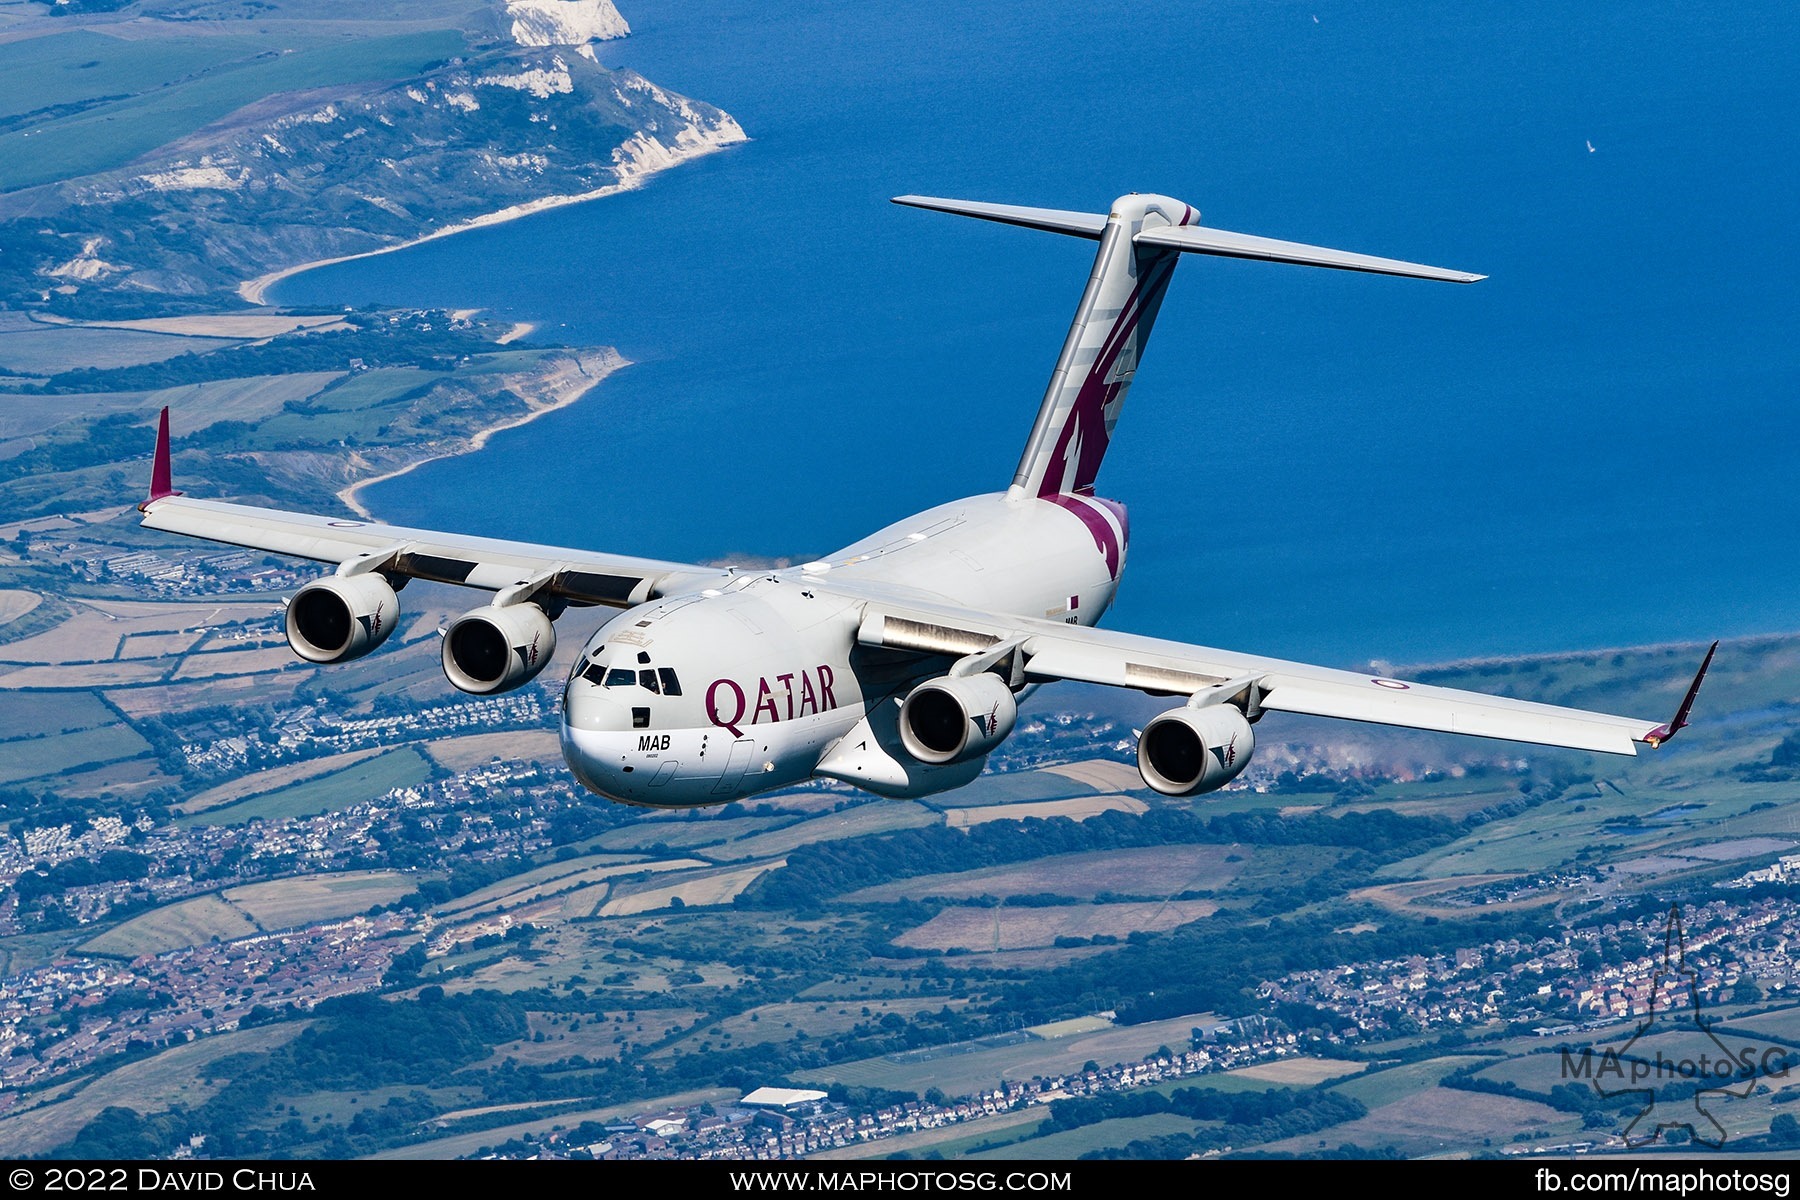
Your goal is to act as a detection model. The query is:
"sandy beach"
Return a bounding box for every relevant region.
[237,132,745,307]
[237,186,625,306]
[333,348,628,519]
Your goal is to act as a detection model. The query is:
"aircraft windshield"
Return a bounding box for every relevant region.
[571,647,682,694]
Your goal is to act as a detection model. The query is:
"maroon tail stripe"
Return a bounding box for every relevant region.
[1041,492,1122,578]
[1036,253,1176,498]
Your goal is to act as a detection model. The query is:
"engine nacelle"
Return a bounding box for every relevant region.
[899,672,1019,765]
[1137,704,1256,797]
[285,573,400,664]
[442,602,557,695]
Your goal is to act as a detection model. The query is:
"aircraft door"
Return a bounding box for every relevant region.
[711,737,757,796]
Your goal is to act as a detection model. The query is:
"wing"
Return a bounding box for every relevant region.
[836,582,1712,756]
[137,408,726,607]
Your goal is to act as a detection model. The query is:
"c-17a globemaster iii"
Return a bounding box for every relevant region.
[135,192,1714,807]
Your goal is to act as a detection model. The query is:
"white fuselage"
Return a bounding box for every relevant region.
[558,490,1126,806]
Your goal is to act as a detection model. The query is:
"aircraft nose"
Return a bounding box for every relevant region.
[563,679,637,733]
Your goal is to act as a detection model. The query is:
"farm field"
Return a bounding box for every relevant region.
[0,28,467,191]
[970,1112,1204,1160]
[891,899,1218,953]
[172,747,435,828]
[1262,1085,1577,1158]
[75,871,415,957]
[598,861,782,916]
[177,748,390,814]
[799,1012,1219,1100]
[843,844,1250,905]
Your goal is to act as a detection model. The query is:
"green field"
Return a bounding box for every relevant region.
[309,366,452,411]
[173,746,434,827]
[798,1013,1213,1099]
[78,871,415,956]
[969,1112,1203,1159]
[682,996,973,1054]
[0,722,148,783]
[0,30,266,120]
[1330,1055,1496,1110]
[0,29,467,191]
[0,328,239,377]
[830,1109,1048,1161]
[844,843,1254,905]
[0,688,117,738]
[455,348,560,377]
[224,870,418,929]
[432,853,678,918]
[1718,1003,1800,1045]
[928,769,1106,807]
[79,893,261,957]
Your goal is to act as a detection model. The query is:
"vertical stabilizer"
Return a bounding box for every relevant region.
[891,191,1482,500]
[1010,193,1191,498]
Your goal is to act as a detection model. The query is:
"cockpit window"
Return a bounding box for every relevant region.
[657,667,682,696]
[580,662,608,685]
[638,669,660,694]
[605,668,636,688]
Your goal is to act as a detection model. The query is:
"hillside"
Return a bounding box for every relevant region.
[0,0,745,314]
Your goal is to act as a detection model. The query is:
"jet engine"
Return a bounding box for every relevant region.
[442,602,557,695]
[1136,704,1255,797]
[285,573,400,664]
[899,672,1018,765]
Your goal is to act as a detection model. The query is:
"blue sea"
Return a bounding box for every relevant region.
[272,0,1800,668]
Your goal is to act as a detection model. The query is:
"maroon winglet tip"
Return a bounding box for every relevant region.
[144,406,180,508]
[1645,640,1719,748]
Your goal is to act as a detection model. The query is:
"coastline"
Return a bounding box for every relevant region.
[334,348,628,519]
[237,130,747,307]
[249,121,748,519]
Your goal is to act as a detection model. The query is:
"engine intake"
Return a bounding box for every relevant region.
[899,672,1018,765]
[442,602,557,695]
[1137,704,1255,796]
[285,573,400,664]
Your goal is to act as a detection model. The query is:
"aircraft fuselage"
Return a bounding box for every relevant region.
[559,491,1126,806]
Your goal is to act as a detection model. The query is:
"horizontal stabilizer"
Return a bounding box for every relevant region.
[891,195,1107,239]
[1134,224,1484,282]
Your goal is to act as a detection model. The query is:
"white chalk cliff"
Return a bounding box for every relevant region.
[506,0,630,48]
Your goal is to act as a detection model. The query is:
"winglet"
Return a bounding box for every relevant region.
[1643,640,1718,748]
[139,406,182,512]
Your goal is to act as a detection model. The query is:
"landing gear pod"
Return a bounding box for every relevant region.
[285,574,400,664]
[899,672,1018,765]
[1137,704,1255,796]
[443,603,557,695]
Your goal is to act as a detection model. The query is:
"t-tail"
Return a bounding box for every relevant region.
[892,192,1484,500]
